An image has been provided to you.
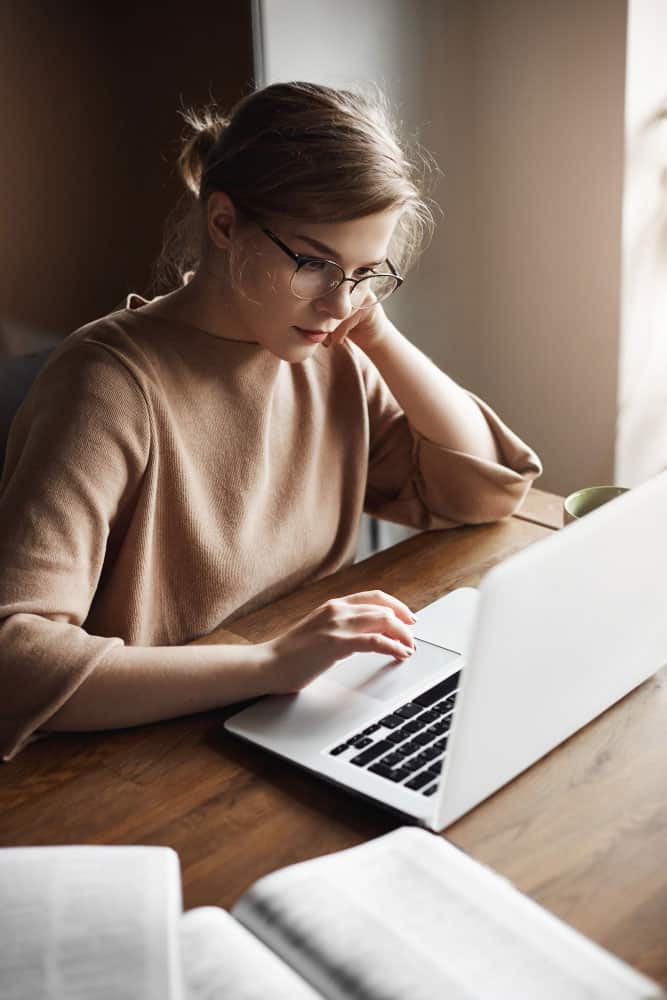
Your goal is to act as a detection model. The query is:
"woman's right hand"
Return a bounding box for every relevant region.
[259,590,417,695]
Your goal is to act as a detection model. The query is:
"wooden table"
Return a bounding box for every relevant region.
[2,489,665,986]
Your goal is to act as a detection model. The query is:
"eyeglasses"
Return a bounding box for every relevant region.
[262,228,403,308]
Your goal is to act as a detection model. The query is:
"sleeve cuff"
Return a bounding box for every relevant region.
[411,392,543,525]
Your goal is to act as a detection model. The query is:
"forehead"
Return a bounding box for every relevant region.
[286,209,401,262]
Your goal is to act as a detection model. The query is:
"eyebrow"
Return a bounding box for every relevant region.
[292,232,384,267]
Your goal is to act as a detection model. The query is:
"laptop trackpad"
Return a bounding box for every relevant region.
[322,639,461,702]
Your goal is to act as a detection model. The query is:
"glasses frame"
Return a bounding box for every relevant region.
[262,228,403,306]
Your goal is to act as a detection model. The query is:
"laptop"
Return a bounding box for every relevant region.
[225,472,667,831]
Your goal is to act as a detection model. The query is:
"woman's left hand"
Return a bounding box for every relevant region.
[324,303,390,354]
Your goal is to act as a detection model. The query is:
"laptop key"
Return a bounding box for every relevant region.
[378,714,404,729]
[370,763,413,783]
[330,743,349,756]
[429,719,448,735]
[350,736,373,750]
[412,672,461,708]
[369,762,394,779]
[350,740,393,766]
[423,783,439,796]
[401,755,425,775]
[405,770,434,790]
[414,731,433,747]
[393,703,423,719]
[386,726,414,745]
[380,750,406,767]
[416,709,440,724]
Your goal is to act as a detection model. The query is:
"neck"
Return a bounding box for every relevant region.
[151,267,257,344]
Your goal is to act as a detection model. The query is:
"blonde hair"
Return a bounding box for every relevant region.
[152,81,437,293]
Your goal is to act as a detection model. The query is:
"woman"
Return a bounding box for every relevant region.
[0,82,541,759]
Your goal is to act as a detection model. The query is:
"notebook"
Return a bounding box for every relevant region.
[225,472,667,831]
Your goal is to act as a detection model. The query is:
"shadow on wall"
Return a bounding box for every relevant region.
[0,0,253,358]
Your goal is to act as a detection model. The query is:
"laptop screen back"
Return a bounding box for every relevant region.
[434,472,667,831]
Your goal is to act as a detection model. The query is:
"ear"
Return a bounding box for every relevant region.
[206,191,237,249]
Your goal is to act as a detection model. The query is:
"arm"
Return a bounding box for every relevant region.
[0,345,417,756]
[331,305,542,529]
[44,591,417,732]
[349,312,502,463]
[45,642,272,731]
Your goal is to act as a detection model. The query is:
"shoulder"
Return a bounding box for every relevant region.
[20,311,153,437]
[4,315,152,482]
[39,294,188,403]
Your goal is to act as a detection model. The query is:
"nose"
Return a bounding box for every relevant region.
[314,281,355,321]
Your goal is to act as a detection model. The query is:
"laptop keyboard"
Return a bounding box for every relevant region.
[327,671,461,797]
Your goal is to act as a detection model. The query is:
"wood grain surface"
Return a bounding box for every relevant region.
[1,489,665,986]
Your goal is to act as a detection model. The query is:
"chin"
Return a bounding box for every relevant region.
[266,338,321,364]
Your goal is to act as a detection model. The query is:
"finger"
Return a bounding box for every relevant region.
[339,631,414,661]
[338,605,415,649]
[342,590,417,624]
[329,328,348,349]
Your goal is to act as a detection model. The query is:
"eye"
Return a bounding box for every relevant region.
[301,259,328,273]
[354,266,378,278]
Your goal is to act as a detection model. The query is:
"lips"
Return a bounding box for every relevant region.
[293,327,333,343]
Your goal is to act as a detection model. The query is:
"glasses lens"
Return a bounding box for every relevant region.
[350,274,399,308]
[291,260,344,300]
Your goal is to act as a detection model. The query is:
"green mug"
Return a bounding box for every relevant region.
[563,485,629,525]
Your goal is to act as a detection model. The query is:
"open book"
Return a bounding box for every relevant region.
[1,829,664,1000]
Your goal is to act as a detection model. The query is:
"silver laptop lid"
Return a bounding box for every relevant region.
[433,472,667,831]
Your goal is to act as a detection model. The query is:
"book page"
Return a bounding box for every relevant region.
[180,906,323,1000]
[233,827,664,1000]
[0,845,183,1000]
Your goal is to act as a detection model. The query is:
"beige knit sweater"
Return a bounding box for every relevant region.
[0,299,542,758]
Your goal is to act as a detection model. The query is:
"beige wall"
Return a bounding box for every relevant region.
[418,0,628,496]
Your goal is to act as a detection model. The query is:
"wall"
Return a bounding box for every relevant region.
[422,0,628,495]
[0,0,253,353]
[615,0,667,486]
[257,0,630,498]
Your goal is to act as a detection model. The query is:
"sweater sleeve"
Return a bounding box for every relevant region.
[358,349,543,530]
[0,342,149,760]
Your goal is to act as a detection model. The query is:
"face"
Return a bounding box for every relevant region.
[223,209,401,363]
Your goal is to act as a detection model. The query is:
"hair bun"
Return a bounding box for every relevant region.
[178,106,230,197]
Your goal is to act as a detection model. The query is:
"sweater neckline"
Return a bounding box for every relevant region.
[123,293,271,353]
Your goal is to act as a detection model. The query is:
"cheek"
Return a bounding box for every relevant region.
[254,248,289,294]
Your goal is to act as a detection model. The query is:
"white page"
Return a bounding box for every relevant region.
[0,846,183,1000]
[233,828,665,1000]
[180,906,323,1000]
